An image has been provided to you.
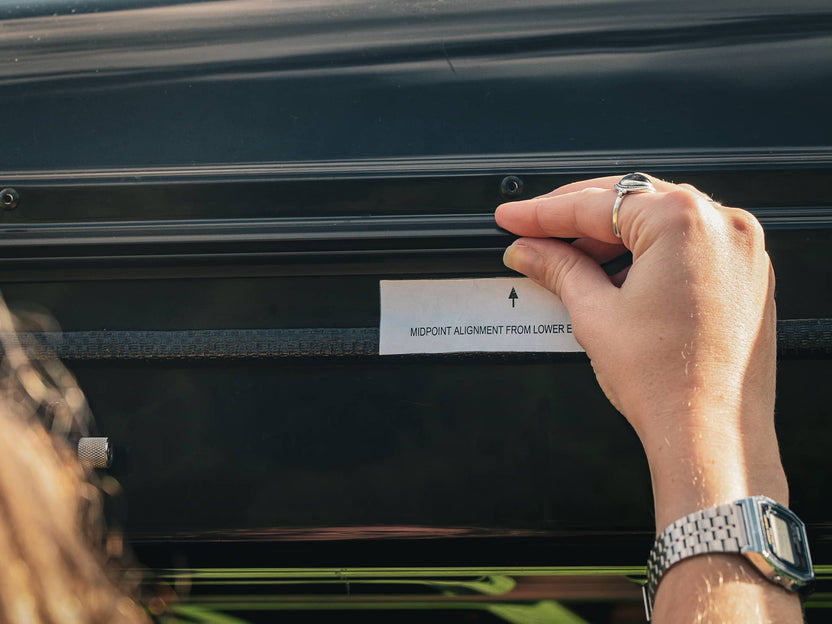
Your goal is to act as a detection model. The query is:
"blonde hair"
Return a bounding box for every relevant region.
[0,293,148,624]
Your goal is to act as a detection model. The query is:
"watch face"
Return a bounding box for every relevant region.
[759,500,813,582]
[770,514,797,564]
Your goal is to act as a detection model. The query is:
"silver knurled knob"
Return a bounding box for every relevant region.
[77,437,112,468]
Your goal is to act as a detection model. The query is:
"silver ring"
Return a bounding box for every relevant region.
[612,172,655,238]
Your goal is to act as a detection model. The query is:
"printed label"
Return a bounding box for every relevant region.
[379,278,583,355]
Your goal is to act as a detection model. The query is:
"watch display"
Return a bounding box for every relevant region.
[750,498,813,587]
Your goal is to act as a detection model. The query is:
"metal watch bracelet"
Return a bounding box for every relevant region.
[642,501,748,621]
[642,495,813,622]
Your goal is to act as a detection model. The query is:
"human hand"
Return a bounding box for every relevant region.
[496,174,804,620]
[495,175,787,528]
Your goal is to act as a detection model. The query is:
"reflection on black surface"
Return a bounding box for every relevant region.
[1,0,831,169]
[140,564,831,623]
[73,358,651,534]
[57,354,831,546]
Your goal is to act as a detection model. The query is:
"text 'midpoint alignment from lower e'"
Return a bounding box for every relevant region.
[379,277,584,355]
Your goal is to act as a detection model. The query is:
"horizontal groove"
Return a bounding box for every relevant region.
[0,209,829,264]
[7,319,831,361]
[0,214,509,248]
[3,148,832,185]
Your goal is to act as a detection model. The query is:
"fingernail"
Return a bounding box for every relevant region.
[503,242,543,280]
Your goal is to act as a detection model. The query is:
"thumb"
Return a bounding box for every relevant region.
[503,238,616,318]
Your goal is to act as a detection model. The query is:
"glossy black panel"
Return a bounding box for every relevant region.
[47,354,826,541]
[1,4,831,619]
[0,211,829,544]
[72,358,652,533]
[2,0,832,172]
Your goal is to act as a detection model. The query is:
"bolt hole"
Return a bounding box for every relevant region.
[0,188,19,210]
[500,176,525,198]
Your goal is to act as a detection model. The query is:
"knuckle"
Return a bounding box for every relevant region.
[727,207,765,238]
[542,252,582,295]
[533,197,553,229]
[662,189,708,229]
[572,187,607,233]
[678,182,715,203]
[666,188,700,209]
[723,208,767,259]
[574,186,604,209]
[677,183,699,194]
[661,193,766,248]
[575,186,608,205]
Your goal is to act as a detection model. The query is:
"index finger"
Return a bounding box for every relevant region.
[533,174,676,199]
[495,187,614,241]
[495,174,676,243]
[496,187,661,243]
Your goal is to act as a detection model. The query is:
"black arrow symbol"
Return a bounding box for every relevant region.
[509,287,518,308]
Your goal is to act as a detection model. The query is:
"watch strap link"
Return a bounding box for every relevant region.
[643,501,747,621]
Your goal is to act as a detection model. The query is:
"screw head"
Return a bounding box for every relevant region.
[0,188,19,210]
[500,176,524,198]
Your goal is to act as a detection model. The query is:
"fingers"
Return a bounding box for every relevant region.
[496,186,670,244]
[571,238,627,265]
[536,174,677,199]
[503,237,615,314]
[572,238,632,277]
[496,175,723,306]
[495,175,726,248]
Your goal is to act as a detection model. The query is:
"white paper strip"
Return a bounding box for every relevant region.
[379,277,584,355]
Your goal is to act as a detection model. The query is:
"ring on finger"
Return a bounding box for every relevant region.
[612,173,655,238]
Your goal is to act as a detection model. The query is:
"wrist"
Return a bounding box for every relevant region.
[642,416,788,531]
[649,458,789,532]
